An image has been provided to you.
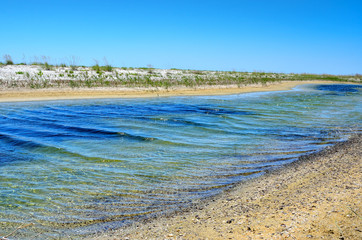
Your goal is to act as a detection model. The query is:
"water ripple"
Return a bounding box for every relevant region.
[0,84,361,238]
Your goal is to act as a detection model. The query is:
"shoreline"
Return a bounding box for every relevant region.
[0,80,358,102]
[94,134,361,240]
[0,80,360,239]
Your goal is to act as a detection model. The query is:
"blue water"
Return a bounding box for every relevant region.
[0,84,361,238]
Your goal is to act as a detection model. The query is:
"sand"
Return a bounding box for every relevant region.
[0,80,356,102]
[93,135,361,240]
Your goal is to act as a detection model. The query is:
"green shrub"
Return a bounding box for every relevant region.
[44,62,52,70]
[102,65,113,72]
[92,64,112,72]
[92,64,100,72]
[3,54,13,65]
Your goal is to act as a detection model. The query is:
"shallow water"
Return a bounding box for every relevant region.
[0,84,361,238]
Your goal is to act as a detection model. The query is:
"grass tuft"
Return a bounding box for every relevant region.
[3,54,14,65]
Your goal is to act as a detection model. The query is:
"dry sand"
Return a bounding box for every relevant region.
[0,81,354,102]
[94,135,361,240]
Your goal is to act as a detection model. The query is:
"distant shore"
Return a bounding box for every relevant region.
[0,80,359,103]
[94,134,361,240]
[0,64,361,102]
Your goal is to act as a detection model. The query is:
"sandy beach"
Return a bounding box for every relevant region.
[0,80,357,103]
[93,134,361,240]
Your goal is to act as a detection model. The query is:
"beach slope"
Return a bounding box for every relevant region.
[96,135,361,240]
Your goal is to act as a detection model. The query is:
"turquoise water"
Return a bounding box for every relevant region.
[0,84,361,238]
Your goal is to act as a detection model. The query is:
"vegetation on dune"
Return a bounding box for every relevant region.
[0,54,361,90]
[2,54,14,65]
[92,63,113,73]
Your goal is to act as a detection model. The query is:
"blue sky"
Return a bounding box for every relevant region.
[1,0,361,74]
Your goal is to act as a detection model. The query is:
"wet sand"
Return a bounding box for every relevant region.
[94,134,361,240]
[0,80,353,102]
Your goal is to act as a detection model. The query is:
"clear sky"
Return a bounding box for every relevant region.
[1,0,361,74]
